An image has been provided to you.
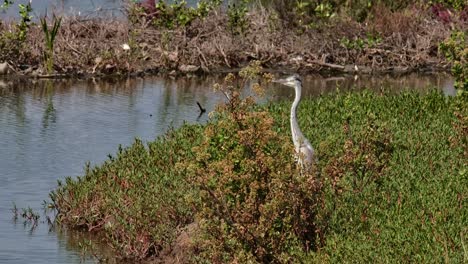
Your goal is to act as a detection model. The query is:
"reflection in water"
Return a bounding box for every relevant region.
[270,72,455,98]
[0,73,454,263]
[56,227,115,263]
[41,82,56,131]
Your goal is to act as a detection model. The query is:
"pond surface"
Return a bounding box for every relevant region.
[0,73,454,263]
[0,0,203,19]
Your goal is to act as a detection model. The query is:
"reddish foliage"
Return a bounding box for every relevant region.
[431,3,452,24]
[139,0,156,14]
[460,6,468,21]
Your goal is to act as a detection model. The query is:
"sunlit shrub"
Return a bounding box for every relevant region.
[440,31,468,91]
[227,0,249,35]
[186,62,323,262]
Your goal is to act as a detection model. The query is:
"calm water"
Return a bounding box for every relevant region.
[0,73,454,263]
[0,0,204,19]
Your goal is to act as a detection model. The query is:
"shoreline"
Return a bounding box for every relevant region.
[0,64,453,81]
[1,3,465,79]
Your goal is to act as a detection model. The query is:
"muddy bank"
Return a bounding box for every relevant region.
[0,4,465,78]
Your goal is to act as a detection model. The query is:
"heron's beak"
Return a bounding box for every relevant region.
[272,78,288,85]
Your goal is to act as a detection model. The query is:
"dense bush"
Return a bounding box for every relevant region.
[186,64,322,262]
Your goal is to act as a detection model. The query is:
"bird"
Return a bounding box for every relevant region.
[196,101,206,113]
[273,74,315,170]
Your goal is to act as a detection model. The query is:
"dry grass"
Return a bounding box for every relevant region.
[0,4,463,77]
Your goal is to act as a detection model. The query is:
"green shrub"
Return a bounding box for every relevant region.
[40,15,62,74]
[0,0,14,10]
[128,0,221,29]
[440,31,468,91]
[430,0,466,11]
[340,33,382,50]
[186,63,322,262]
[227,0,249,35]
[16,1,33,41]
[0,1,33,61]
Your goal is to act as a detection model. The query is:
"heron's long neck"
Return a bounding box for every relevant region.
[291,81,305,148]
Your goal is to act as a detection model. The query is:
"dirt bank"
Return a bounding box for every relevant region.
[0,3,466,78]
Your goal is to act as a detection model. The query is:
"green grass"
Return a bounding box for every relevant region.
[50,90,467,262]
[293,91,467,263]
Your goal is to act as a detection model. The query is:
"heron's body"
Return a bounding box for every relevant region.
[274,75,315,169]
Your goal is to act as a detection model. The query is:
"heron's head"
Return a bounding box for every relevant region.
[273,74,302,88]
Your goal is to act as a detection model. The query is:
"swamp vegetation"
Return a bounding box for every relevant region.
[0,0,466,76]
[47,62,467,262]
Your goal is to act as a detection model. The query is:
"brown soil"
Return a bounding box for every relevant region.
[0,5,465,78]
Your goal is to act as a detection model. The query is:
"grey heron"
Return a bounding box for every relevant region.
[273,74,315,169]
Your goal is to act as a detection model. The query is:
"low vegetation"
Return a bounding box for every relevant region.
[49,64,467,262]
[40,15,62,74]
[440,30,468,91]
[0,0,466,76]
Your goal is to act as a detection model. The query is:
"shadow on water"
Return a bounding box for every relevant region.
[0,73,454,263]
